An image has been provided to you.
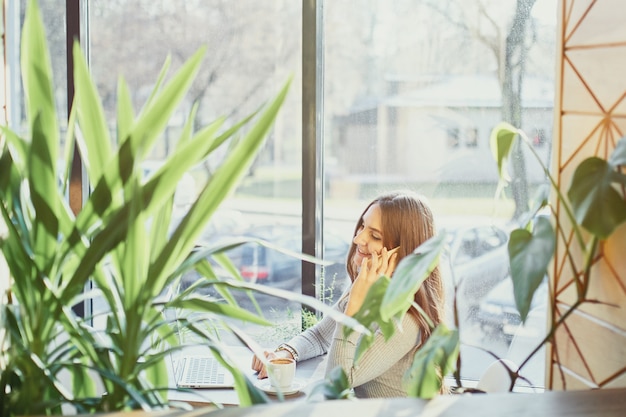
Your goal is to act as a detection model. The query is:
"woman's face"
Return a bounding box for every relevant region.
[351,203,385,269]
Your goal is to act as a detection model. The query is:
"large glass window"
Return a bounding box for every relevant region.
[8,0,68,135]
[87,0,304,345]
[6,0,556,389]
[322,0,556,388]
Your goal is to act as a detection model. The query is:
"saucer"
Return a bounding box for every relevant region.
[256,379,304,396]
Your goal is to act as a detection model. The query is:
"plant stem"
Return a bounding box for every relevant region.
[517,129,586,251]
[518,298,584,375]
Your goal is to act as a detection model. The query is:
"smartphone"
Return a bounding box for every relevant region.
[376,246,400,262]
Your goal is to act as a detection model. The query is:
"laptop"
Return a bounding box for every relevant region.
[165,284,237,389]
[174,353,236,389]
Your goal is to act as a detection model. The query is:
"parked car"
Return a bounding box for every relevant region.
[237,224,350,290]
[180,223,351,297]
[477,275,549,342]
[438,217,511,324]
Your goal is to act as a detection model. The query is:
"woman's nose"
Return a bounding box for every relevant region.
[353,229,365,245]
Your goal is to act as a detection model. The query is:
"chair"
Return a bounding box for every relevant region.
[476,359,517,393]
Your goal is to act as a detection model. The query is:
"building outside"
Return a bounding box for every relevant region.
[330,73,554,198]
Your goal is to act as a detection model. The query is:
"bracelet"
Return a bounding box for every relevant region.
[275,343,299,361]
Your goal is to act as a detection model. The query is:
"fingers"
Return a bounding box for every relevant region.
[360,255,370,272]
[251,350,273,379]
[356,255,378,285]
[372,246,398,276]
[385,250,399,277]
[251,353,263,371]
[357,246,399,284]
[355,256,371,282]
[370,248,380,273]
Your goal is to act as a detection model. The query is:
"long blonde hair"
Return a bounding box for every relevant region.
[345,191,445,344]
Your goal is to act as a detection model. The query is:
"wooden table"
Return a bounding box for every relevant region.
[160,386,626,417]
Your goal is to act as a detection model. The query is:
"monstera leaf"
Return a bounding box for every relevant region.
[567,138,626,239]
[508,215,555,322]
[404,324,459,399]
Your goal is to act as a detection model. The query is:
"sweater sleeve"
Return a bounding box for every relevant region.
[325,311,422,388]
[284,295,349,362]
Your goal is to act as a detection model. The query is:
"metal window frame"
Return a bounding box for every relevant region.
[301,0,324,310]
[67,0,91,317]
[65,1,326,316]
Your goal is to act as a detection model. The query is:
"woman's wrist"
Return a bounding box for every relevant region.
[274,343,299,361]
[345,296,361,316]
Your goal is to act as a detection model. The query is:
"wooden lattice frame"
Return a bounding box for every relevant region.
[549,0,626,390]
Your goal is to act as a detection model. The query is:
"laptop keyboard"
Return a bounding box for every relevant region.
[181,356,226,385]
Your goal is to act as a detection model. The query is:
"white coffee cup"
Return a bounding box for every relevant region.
[267,357,296,390]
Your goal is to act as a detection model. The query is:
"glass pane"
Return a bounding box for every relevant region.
[9,0,68,134]
[88,0,302,346]
[323,0,556,389]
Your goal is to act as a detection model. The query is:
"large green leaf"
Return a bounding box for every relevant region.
[404,324,459,399]
[72,42,113,181]
[120,177,150,307]
[20,0,65,271]
[167,296,271,326]
[66,119,228,294]
[142,356,169,405]
[381,233,447,321]
[116,78,135,146]
[28,113,61,267]
[350,278,398,362]
[129,48,206,160]
[21,0,58,150]
[150,80,292,282]
[0,150,15,214]
[568,155,626,239]
[508,215,555,322]
[489,122,518,182]
[207,279,368,335]
[311,366,353,400]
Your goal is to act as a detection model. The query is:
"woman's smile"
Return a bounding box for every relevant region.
[353,246,374,266]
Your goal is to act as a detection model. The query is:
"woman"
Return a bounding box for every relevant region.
[251,190,446,398]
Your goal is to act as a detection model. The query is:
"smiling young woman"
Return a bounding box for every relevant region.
[251,190,446,398]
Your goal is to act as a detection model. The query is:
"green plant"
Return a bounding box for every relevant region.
[488,122,626,389]
[310,366,355,401]
[0,1,366,414]
[334,121,626,398]
[252,307,320,346]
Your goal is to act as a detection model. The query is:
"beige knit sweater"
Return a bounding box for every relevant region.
[286,290,422,398]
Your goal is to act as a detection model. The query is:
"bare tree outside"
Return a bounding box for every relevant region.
[88,0,301,174]
[420,0,545,219]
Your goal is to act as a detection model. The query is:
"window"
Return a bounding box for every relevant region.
[533,128,547,147]
[465,128,479,148]
[322,0,555,388]
[6,0,556,390]
[447,127,461,148]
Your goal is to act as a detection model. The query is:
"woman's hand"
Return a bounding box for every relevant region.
[251,349,294,379]
[345,247,399,316]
